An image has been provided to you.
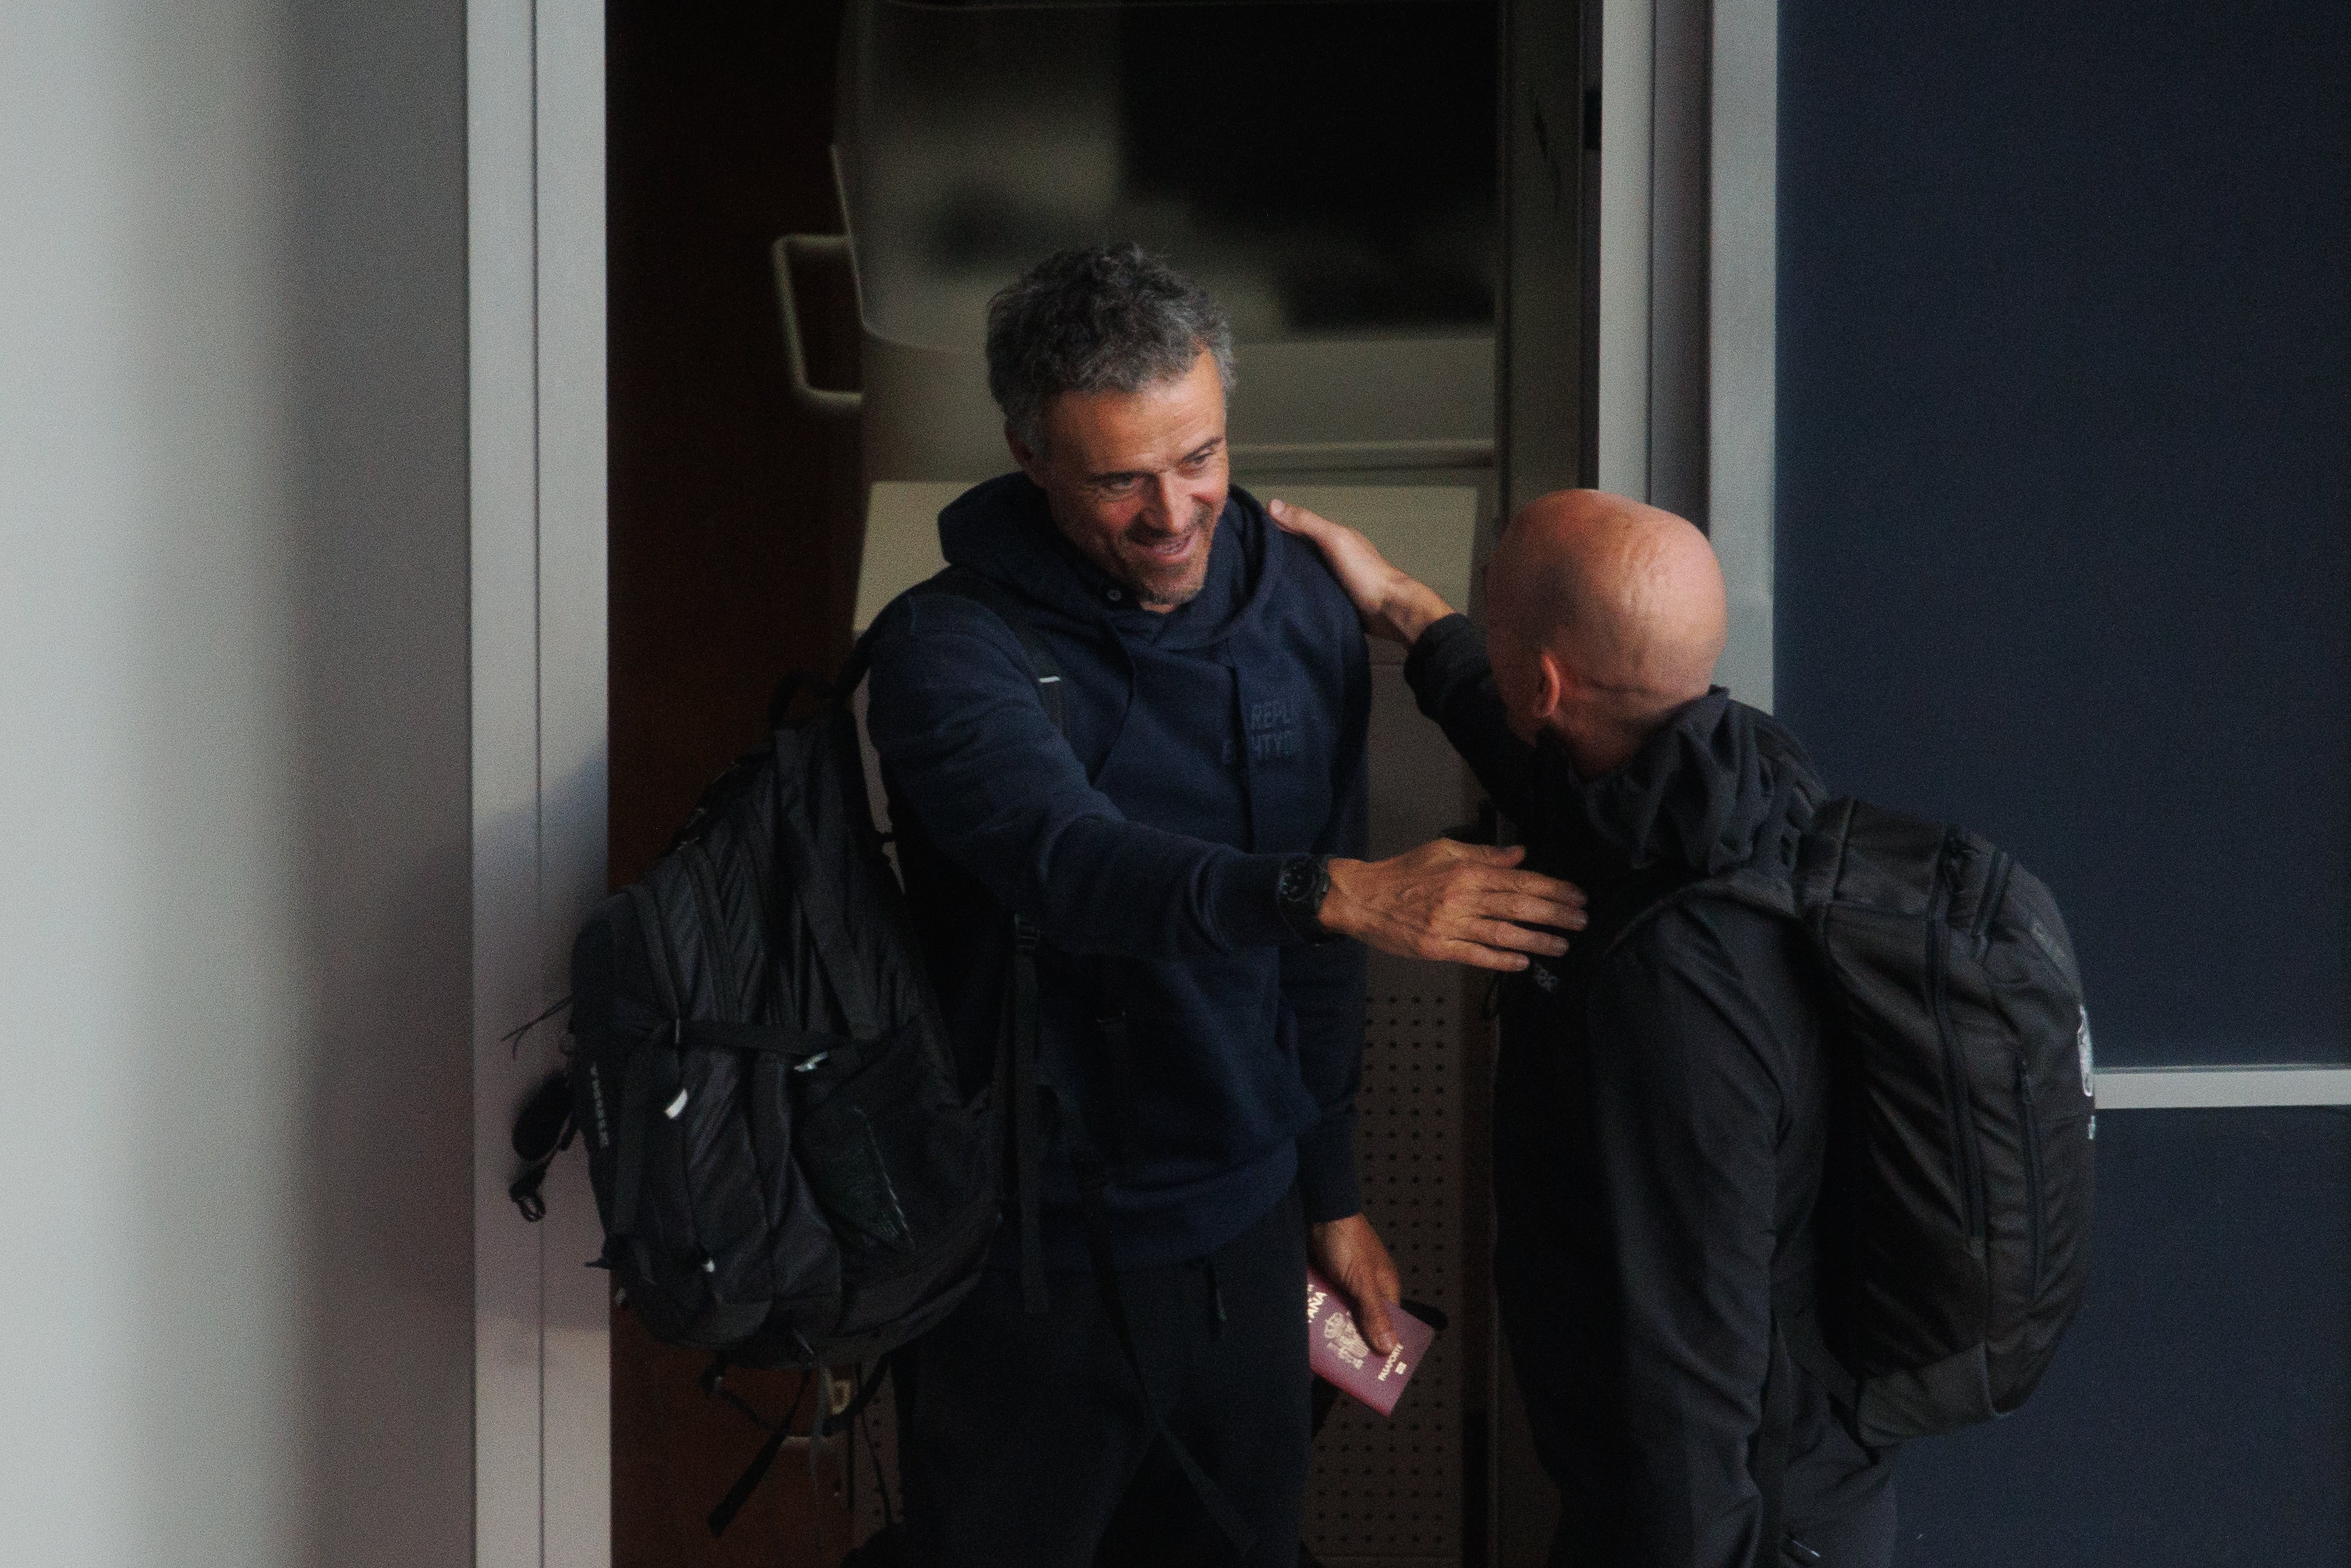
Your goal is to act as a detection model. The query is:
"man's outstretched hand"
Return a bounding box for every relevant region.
[1267,497,1455,648]
[1272,499,1586,956]
[1269,502,1587,966]
[1309,1213,1404,1357]
[1320,840,1586,971]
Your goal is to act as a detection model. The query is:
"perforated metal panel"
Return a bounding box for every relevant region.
[1299,657,1481,1564]
[1302,963,1474,1562]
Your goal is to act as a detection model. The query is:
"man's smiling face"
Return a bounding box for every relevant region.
[1009,348,1230,611]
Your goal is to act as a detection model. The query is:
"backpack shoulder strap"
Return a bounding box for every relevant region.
[889,566,1073,1315]
[802,565,1067,727]
[906,564,1066,733]
[1595,855,1802,966]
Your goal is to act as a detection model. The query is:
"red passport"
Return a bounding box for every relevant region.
[1306,1267,1436,1419]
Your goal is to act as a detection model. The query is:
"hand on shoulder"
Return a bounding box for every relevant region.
[1267,498,1456,648]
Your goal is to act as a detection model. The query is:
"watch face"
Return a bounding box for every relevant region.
[1279,860,1311,901]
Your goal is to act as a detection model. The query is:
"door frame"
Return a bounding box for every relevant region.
[1596,0,1777,711]
[470,2,611,1563]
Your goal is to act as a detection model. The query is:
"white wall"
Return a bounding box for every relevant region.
[1,6,476,1564]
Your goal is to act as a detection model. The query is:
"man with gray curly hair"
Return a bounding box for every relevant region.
[986,243,1238,609]
[987,243,1236,462]
[866,244,1586,1566]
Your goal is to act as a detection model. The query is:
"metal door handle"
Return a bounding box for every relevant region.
[770,233,862,420]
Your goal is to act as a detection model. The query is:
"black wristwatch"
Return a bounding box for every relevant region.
[1275,854,1335,942]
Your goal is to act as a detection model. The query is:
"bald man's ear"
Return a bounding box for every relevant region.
[1532,647,1568,726]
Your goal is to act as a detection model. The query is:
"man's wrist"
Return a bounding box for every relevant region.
[1276,853,1336,942]
[1314,857,1368,943]
[1382,581,1454,648]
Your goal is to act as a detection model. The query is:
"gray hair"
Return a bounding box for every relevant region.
[985,243,1236,453]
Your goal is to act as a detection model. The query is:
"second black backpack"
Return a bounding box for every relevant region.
[1633,797,2096,1447]
[1788,799,2095,1443]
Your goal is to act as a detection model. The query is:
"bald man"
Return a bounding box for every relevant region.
[1272,493,1897,1568]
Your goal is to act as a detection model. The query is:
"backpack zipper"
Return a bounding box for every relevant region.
[1970,848,2015,957]
[627,881,686,1019]
[738,795,781,1018]
[683,840,749,1019]
[620,882,695,1267]
[2015,1053,2046,1298]
[659,857,741,1311]
[1930,831,1986,1242]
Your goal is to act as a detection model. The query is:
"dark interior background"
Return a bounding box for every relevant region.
[1776,3,2351,1561]
[1117,0,1497,331]
[609,3,862,893]
[607,5,863,1563]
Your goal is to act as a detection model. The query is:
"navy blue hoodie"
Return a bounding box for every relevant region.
[864,473,1371,1271]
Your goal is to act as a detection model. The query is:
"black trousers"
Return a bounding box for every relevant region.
[898,1189,1312,1568]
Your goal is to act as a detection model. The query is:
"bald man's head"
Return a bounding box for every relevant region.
[1483,490,1727,774]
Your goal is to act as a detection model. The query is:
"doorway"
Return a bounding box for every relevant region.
[602,4,1590,1564]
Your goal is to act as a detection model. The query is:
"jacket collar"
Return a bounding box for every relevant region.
[1533,689,1823,889]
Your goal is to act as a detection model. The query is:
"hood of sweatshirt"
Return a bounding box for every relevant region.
[936,471,1282,653]
[1534,688,1825,890]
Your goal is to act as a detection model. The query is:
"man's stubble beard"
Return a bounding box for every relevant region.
[1123,498,1219,609]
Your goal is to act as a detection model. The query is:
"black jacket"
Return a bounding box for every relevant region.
[866,475,1370,1271]
[1405,615,1894,1566]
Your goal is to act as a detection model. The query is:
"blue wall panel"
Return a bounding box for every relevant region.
[1776,1,2351,1066]
[1891,1109,2351,1565]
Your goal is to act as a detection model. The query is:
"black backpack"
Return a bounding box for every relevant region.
[512,570,1117,1384]
[1615,798,2093,1565]
[1791,800,2094,1444]
[508,568,1254,1549]
[1620,798,2095,1439]
[509,581,1041,1539]
[558,651,999,1375]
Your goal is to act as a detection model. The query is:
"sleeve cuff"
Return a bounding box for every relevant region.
[1402,612,1483,716]
[1211,850,1313,949]
[1296,1110,1363,1223]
